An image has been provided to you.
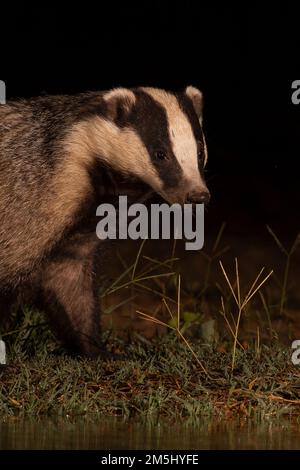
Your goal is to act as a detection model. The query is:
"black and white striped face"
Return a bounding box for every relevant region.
[102,86,210,205]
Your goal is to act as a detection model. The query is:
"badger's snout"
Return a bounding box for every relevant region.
[186,189,210,205]
[159,185,210,206]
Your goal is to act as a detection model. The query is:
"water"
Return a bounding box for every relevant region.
[0,417,300,450]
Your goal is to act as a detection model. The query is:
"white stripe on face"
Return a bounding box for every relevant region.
[203,133,208,167]
[141,88,206,190]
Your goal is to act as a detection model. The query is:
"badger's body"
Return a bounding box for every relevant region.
[0,86,210,356]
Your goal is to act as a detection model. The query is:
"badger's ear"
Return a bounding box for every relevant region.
[185,86,204,121]
[103,88,136,123]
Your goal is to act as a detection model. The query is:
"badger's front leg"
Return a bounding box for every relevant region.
[40,232,104,357]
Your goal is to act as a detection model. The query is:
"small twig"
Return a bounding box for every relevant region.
[132,239,147,280]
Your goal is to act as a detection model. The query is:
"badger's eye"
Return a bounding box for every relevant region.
[154,150,168,161]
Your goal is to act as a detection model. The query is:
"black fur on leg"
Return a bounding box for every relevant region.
[39,231,105,357]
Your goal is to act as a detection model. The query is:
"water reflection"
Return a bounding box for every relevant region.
[0,417,299,450]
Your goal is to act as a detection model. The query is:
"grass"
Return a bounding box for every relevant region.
[1,325,300,419]
[0,225,300,420]
[219,259,273,371]
[267,227,300,317]
[137,275,211,378]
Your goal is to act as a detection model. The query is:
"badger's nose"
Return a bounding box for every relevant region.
[186,190,211,205]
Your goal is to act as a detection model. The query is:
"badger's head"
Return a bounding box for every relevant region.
[99,86,210,205]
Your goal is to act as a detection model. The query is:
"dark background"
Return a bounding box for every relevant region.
[1,2,299,245]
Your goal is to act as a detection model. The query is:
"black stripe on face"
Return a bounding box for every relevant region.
[127,90,183,189]
[176,93,205,173]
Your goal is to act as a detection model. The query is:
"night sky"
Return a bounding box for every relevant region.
[1,2,299,243]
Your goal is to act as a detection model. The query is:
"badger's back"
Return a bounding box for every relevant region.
[0,94,103,287]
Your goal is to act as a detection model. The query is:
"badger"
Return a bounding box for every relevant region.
[0,86,210,357]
